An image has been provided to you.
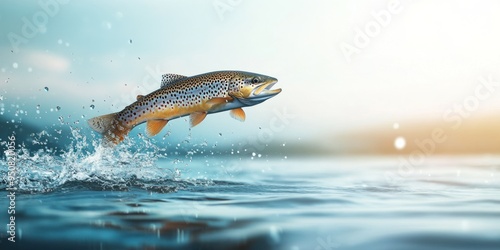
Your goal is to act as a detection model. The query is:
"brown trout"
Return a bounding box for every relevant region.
[88,71,281,145]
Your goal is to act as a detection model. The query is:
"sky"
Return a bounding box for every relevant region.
[2,0,500,148]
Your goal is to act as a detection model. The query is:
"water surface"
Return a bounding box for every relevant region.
[1,146,499,249]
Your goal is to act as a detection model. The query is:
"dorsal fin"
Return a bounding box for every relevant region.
[136,95,144,101]
[161,74,187,88]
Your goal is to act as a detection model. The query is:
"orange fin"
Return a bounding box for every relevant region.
[146,120,168,136]
[136,95,144,101]
[206,97,232,109]
[190,112,207,127]
[230,108,246,122]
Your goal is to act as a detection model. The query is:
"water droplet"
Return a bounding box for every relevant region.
[394,136,406,150]
[81,114,85,118]
[0,95,3,101]
[252,152,256,157]
[393,123,400,130]
[129,39,132,44]
[56,106,61,111]
[92,99,95,102]
[219,133,222,136]
[12,62,18,69]
[58,116,64,124]
[44,87,49,92]
[90,104,95,110]
[104,21,112,29]
[57,39,62,44]
[65,42,69,47]
[258,154,262,158]
[282,143,286,147]
[138,57,141,60]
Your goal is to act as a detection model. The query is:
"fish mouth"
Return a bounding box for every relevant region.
[252,78,282,97]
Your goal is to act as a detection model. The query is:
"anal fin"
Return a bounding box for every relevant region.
[146,120,168,136]
[230,108,246,122]
[190,112,207,127]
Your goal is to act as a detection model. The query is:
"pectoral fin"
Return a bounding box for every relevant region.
[206,97,233,109]
[190,112,207,127]
[146,120,168,136]
[230,108,245,122]
[228,91,243,99]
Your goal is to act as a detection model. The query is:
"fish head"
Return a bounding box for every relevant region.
[229,72,281,106]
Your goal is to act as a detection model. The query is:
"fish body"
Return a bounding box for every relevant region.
[88,71,281,145]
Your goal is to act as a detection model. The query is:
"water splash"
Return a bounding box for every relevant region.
[0,127,213,194]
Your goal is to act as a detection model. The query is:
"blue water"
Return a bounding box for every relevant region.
[1,135,500,250]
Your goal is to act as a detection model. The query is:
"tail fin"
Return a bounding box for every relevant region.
[87,113,130,145]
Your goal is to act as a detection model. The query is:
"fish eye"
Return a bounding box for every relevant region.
[251,77,259,84]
